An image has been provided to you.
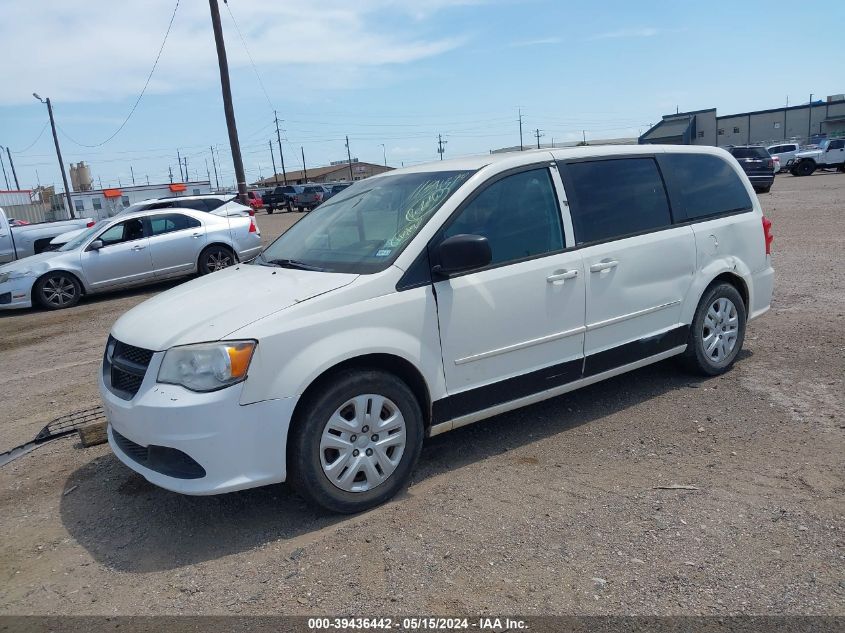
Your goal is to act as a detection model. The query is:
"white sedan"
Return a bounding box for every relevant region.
[0,207,261,310]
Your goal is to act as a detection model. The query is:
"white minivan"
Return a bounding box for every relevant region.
[100,145,774,512]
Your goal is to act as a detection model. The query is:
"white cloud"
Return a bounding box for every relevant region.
[509,37,562,47]
[589,27,663,40]
[0,0,475,105]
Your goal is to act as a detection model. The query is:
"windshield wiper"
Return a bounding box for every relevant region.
[266,258,327,272]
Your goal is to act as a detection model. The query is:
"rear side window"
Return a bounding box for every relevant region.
[562,158,672,245]
[659,153,753,221]
[149,213,201,236]
[829,140,845,150]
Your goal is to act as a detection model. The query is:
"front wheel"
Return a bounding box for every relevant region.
[267,207,274,214]
[681,283,747,376]
[288,370,424,513]
[34,272,81,310]
[198,245,236,275]
[796,160,816,177]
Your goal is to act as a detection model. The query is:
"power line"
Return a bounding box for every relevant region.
[56,0,181,148]
[223,0,274,113]
[9,123,49,153]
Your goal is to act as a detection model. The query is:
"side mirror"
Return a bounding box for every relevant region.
[89,240,104,251]
[432,234,492,277]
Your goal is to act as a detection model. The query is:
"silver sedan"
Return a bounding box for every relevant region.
[0,208,261,310]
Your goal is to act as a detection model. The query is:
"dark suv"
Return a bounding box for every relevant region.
[728,146,775,194]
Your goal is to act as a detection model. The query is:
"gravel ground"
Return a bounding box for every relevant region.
[0,175,842,615]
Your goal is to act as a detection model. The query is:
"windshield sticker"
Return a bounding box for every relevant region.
[375,249,392,257]
[384,173,471,248]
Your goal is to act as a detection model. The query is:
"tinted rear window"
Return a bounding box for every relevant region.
[660,153,753,221]
[562,158,672,245]
[731,147,769,159]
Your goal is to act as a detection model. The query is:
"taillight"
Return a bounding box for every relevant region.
[248,209,255,216]
[315,193,322,201]
[762,215,773,255]
[86,221,95,227]
[767,159,773,169]
[249,217,257,233]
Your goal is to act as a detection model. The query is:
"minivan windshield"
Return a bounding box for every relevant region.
[257,170,473,273]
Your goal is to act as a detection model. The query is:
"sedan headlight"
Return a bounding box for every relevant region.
[157,341,256,392]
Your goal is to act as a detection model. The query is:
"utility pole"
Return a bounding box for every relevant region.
[274,110,287,185]
[0,152,8,189]
[130,165,135,186]
[209,0,248,205]
[379,143,387,167]
[269,139,278,184]
[437,134,447,160]
[301,146,308,182]
[6,145,21,191]
[177,150,183,180]
[210,146,220,189]
[5,147,21,189]
[33,94,73,217]
[582,130,587,144]
[518,107,524,151]
[98,176,102,189]
[169,165,173,183]
[183,156,188,182]
[345,135,354,180]
[146,174,149,185]
[534,128,543,149]
[807,93,813,142]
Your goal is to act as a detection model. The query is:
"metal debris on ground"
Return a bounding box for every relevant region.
[0,406,105,467]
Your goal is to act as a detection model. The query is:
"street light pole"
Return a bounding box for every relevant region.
[33,94,73,217]
[379,143,387,167]
[807,93,813,142]
[209,0,248,205]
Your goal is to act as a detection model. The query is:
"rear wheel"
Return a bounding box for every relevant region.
[198,245,236,275]
[288,370,424,513]
[681,283,746,376]
[34,272,81,310]
[267,207,274,214]
[755,185,771,194]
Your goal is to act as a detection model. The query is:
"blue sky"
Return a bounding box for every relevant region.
[0,0,842,191]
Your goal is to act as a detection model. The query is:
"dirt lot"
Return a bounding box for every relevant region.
[0,175,843,616]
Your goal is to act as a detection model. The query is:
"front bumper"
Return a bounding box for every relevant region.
[99,351,298,495]
[0,276,34,310]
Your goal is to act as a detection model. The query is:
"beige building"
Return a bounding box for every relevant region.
[253,161,392,187]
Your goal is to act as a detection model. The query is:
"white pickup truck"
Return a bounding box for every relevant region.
[0,207,94,264]
[786,138,845,176]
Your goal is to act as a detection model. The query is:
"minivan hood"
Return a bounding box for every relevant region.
[111,264,357,350]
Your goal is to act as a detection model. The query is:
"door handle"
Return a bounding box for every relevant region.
[547,269,578,284]
[191,232,202,238]
[590,260,618,273]
[132,245,146,251]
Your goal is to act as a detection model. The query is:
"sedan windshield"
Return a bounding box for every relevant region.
[257,170,473,273]
[58,221,108,251]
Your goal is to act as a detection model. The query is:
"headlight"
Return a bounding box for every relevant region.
[157,341,256,392]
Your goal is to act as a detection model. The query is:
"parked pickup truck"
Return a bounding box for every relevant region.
[262,185,301,213]
[293,185,330,211]
[0,207,94,264]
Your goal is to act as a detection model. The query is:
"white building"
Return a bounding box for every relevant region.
[70,180,212,219]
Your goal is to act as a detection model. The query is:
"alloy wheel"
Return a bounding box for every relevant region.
[207,250,233,271]
[42,276,77,308]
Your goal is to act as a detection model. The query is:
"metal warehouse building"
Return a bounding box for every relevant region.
[640,94,845,147]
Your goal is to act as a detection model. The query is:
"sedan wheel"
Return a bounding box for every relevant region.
[35,273,81,310]
[199,246,235,275]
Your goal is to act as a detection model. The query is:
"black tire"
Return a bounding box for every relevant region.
[267,207,274,214]
[681,282,747,376]
[198,245,236,275]
[288,369,424,513]
[34,272,81,310]
[756,185,771,194]
[789,166,799,176]
[796,160,816,177]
